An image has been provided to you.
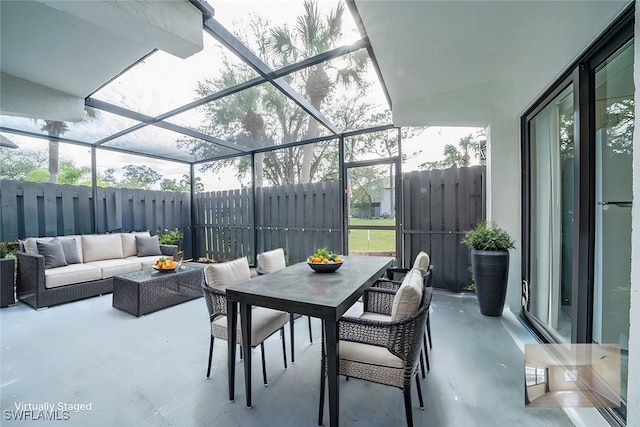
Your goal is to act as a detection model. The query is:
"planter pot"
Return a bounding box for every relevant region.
[0,257,16,308]
[471,249,509,316]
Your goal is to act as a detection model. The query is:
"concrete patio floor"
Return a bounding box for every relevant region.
[1,287,574,426]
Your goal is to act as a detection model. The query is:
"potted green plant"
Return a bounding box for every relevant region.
[463,222,514,316]
[0,242,16,308]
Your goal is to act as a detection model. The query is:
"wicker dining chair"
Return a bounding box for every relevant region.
[375,254,434,378]
[256,248,313,364]
[201,257,288,386]
[318,269,432,427]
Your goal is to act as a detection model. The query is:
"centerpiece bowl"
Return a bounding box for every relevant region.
[307,261,343,273]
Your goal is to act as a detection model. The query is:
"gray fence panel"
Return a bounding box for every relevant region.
[0,181,190,243]
[402,166,485,292]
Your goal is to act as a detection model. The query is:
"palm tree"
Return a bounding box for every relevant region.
[270,0,368,183]
[40,120,69,184]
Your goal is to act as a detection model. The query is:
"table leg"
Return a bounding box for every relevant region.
[227,299,237,402]
[240,302,253,408]
[325,318,339,427]
[290,312,295,364]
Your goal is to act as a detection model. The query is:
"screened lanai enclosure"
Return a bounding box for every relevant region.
[0,0,485,292]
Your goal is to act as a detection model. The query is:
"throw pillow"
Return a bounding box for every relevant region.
[56,237,81,264]
[136,235,163,257]
[36,239,68,270]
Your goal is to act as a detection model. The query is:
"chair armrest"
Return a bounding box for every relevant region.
[338,316,392,348]
[362,287,396,315]
[386,267,410,281]
[160,244,178,258]
[255,265,267,275]
[372,277,401,291]
[16,251,46,296]
[201,284,228,318]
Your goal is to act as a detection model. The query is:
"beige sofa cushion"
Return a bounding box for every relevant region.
[44,264,102,289]
[84,259,141,279]
[256,248,286,273]
[391,269,423,321]
[127,255,165,269]
[23,236,84,262]
[121,231,151,258]
[211,307,288,346]
[204,257,251,290]
[82,234,124,262]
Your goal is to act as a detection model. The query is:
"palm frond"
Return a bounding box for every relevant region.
[270,26,299,65]
[297,0,322,55]
[325,2,344,43]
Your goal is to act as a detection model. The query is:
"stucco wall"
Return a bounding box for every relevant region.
[486,117,522,313]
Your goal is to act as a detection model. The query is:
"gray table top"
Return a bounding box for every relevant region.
[226,255,394,321]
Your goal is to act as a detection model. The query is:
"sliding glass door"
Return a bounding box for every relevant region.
[522,9,633,423]
[593,39,633,413]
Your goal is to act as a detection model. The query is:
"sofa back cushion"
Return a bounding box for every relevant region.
[36,239,68,269]
[23,236,84,263]
[121,231,151,258]
[204,257,251,290]
[82,234,124,262]
[57,237,82,264]
[391,269,424,321]
[135,235,163,257]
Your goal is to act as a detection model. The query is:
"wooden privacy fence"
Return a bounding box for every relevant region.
[193,180,341,263]
[402,166,486,292]
[0,180,191,256]
[1,165,485,291]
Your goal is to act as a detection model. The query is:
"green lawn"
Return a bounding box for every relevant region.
[348,218,396,252]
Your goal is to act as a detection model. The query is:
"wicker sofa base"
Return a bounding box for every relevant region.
[17,275,113,310]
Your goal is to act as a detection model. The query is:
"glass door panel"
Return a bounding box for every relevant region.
[528,85,574,343]
[593,40,633,410]
[346,163,397,257]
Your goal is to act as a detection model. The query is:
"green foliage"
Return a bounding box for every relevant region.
[121,165,161,190]
[420,132,484,170]
[157,229,183,246]
[0,242,8,258]
[462,221,514,251]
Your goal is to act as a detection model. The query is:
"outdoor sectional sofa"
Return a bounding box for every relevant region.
[16,232,177,309]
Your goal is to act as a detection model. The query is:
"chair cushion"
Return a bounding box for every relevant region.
[84,259,141,279]
[340,340,403,369]
[82,234,124,262]
[57,237,82,264]
[44,264,102,288]
[121,231,151,258]
[211,307,288,346]
[360,312,391,322]
[257,248,286,273]
[391,269,423,321]
[204,257,251,290]
[135,235,163,257]
[22,237,54,255]
[413,251,430,272]
[36,239,68,269]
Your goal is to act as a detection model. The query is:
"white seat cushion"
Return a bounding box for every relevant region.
[204,257,251,290]
[413,251,430,272]
[391,269,423,321]
[127,255,164,269]
[84,259,141,279]
[360,312,391,322]
[44,264,102,289]
[82,234,124,262]
[339,340,403,369]
[257,248,286,273]
[211,307,288,346]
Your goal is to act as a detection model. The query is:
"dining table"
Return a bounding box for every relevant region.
[225,255,394,427]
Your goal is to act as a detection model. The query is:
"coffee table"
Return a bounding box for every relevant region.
[113,264,204,316]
